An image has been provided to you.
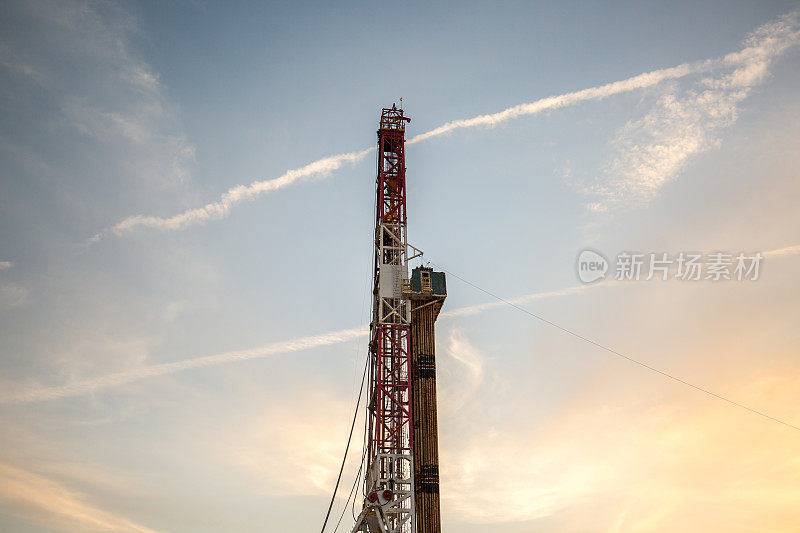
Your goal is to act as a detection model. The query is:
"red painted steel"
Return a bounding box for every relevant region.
[367,104,413,492]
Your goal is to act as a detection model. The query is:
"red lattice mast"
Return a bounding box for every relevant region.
[353,105,416,533]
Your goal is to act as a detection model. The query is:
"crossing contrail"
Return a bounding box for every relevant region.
[94,10,800,240]
[97,62,701,239]
[764,244,800,258]
[0,283,606,404]
[405,63,706,146]
[1,326,368,404]
[3,242,796,404]
[89,147,375,241]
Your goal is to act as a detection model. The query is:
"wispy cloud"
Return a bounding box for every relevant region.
[439,371,800,528]
[439,328,485,414]
[583,11,800,212]
[223,390,359,496]
[98,11,800,239]
[0,283,28,310]
[0,461,159,533]
[1,0,195,197]
[0,261,27,310]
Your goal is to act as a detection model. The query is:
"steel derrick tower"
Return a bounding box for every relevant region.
[353,105,415,533]
[353,105,446,533]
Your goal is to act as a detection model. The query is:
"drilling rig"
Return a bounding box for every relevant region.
[352,106,447,533]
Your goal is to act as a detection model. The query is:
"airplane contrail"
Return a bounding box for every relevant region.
[90,147,375,241]
[3,242,796,404]
[405,63,706,146]
[0,283,606,404]
[1,326,368,404]
[763,244,800,258]
[439,282,612,319]
[94,11,800,240]
[98,61,701,239]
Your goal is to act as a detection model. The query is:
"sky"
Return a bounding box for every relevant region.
[1,1,800,531]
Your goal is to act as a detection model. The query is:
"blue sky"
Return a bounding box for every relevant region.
[1,1,800,531]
